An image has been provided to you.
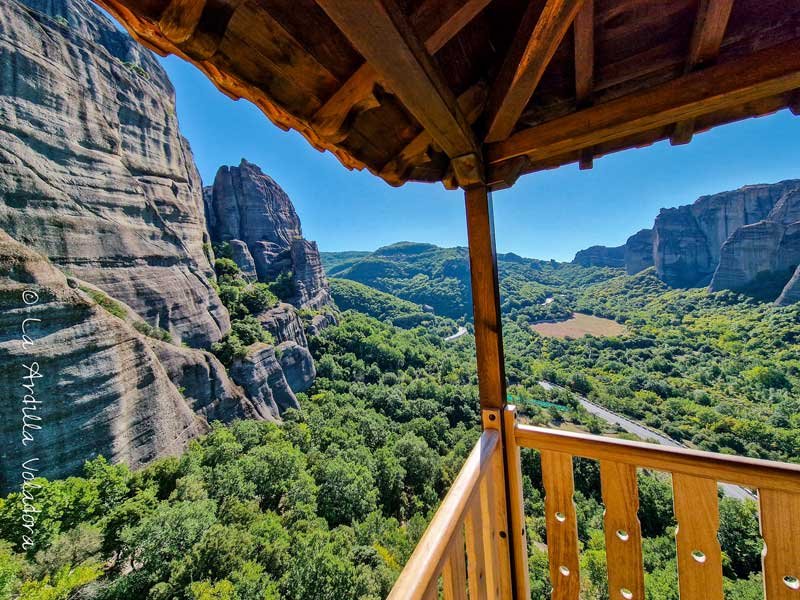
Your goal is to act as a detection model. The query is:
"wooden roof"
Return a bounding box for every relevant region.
[96,0,800,190]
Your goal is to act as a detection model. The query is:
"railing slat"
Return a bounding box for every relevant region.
[465,499,488,600]
[541,451,581,600]
[600,461,645,600]
[673,473,723,600]
[759,489,800,599]
[479,476,502,599]
[421,576,438,600]
[442,527,468,600]
[504,406,531,599]
[488,432,514,600]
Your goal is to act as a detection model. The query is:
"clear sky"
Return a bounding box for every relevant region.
[160,55,800,262]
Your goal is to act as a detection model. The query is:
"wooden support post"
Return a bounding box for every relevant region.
[464,186,506,409]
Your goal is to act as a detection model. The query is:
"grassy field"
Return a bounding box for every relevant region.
[531,312,627,339]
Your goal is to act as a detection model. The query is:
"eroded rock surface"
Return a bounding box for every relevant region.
[204,159,332,309]
[624,229,654,275]
[0,231,208,493]
[230,344,300,419]
[278,341,316,394]
[572,245,625,268]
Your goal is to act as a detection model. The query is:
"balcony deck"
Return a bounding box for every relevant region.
[388,406,800,600]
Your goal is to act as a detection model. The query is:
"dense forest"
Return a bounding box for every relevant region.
[2,251,795,598]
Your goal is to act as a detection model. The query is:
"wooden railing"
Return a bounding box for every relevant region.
[387,406,800,600]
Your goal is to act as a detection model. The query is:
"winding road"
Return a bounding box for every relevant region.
[537,381,755,501]
[444,326,468,342]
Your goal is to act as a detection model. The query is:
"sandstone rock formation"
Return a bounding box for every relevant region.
[624,229,654,275]
[0,0,229,347]
[710,188,800,300]
[259,303,308,347]
[0,231,210,493]
[204,159,332,309]
[572,180,800,304]
[572,245,625,268]
[654,182,798,287]
[230,344,300,419]
[277,342,316,394]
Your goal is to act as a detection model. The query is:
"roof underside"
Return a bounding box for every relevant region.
[95,0,800,190]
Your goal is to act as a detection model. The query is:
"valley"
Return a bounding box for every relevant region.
[530,312,627,339]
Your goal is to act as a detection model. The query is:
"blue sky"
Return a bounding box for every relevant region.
[160,55,800,262]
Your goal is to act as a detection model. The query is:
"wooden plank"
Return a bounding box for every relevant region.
[158,0,206,43]
[759,489,800,600]
[312,0,488,143]
[464,186,506,409]
[422,576,438,600]
[386,431,499,600]
[312,64,381,141]
[515,425,800,493]
[484,0,586,143]
[540,451,580,600]
[573,0,593,105]
[504,407,531,600]
[574,0,594,167]
[413,0,493,55]
[670,0,734,145]
[442,527,468,600]
[380,82,487,185]
[600,461,645,600]
[487,39,800,169]
[479,475,502,599]
[465,499,488,600]
[672,474,723,600]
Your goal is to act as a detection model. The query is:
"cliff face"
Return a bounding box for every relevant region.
[0,231,210,492]
[572,245,625,268]
[654,182,797,287]
[624,229,654,275]
[0,0,229,348]
[572,180,800,304]
[205,160,332,309]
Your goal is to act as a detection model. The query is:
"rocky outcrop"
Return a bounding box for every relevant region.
[277,342,316,394]
[0,0,229,347]
[204,159,332,309]
[653,182,797,287]
[624,229,654,275]
[259,303,308,347]
[777,266,800,305]
[572,245,625,268]
[0,231,210,493]
[230,344,300,419]
[308,312,338,336]
[710,188,800,300]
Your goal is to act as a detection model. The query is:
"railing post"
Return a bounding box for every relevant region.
[466,185,528,598]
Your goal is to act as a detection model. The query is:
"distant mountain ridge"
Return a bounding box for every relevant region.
[572,180,800,303]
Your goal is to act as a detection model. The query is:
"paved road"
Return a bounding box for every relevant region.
[444,326,468,342]
[537,381,756,501]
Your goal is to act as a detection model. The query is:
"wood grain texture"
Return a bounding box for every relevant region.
[600,461,645,600]
[484,0,586,142]
[759,489,800,600]
[516,425,800,493]
[540,451,580,600]
[442,527,468,600]
[479,476,502,599]
[465,499,488,600]
[464,187,506,409]
[504,407,531,599]
[487,39,800,167]
[670,0,734,144]
[672,474,723,600]
[386,430,499,600]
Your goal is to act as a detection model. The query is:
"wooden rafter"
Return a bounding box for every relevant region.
[484,0,586,143]
[486,38,800,179]
[316,0,479,164]
[312,0,491,141]
[573,0,594,169]
[670,0,734,145]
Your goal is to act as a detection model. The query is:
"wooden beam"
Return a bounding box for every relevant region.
[315,0,478,159]
[486,39,800,171]
[464,186,506,409]
[574,0,594,167]
[789,89,800,116]
[379,82,488,185]
[670,0,734,145]
[312,0,490,141]
[484,0,586,143]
